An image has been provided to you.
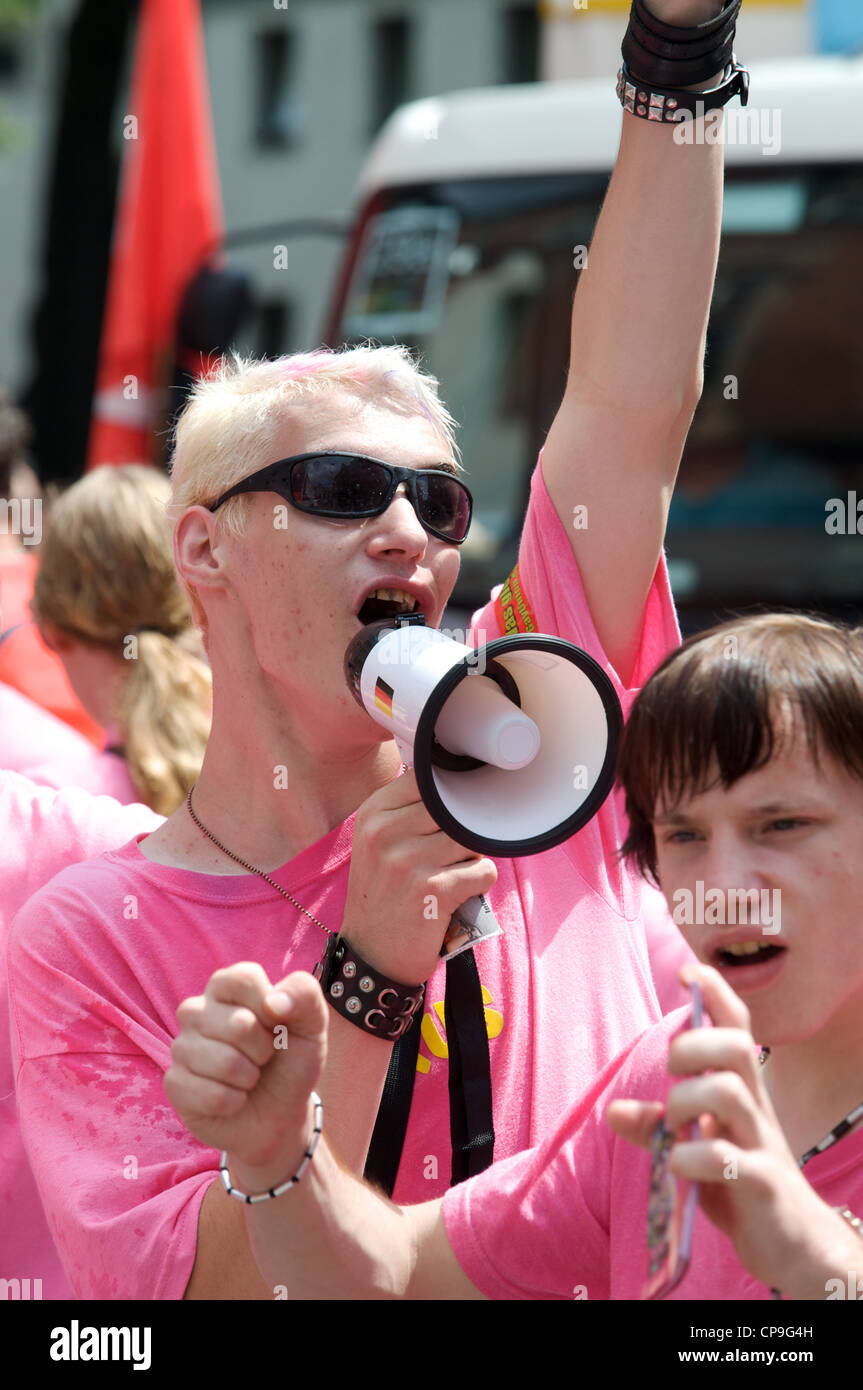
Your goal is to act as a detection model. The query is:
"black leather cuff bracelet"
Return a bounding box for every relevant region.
[617,56,749,121]
[623,0,742,89]
[314,935,426,1040]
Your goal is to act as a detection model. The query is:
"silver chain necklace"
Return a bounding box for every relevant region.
[185,785,333,939]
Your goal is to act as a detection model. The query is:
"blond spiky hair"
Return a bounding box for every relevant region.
[169,344,461,537]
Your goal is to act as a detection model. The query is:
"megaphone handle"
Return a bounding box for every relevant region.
[396,738,414,768]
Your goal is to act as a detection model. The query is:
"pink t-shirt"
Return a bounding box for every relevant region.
[9,459,683,1299]
[640,881,696,1015]
[474,460,693,1021]
[23,722,139,804]
[444,1007,863,1299]
[0,681,93,774]
[0,773,160,1299]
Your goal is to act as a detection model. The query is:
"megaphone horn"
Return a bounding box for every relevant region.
[345,614,622,858]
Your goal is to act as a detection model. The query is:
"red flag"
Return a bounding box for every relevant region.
[87,0,223,469]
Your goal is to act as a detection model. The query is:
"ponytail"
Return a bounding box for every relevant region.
[32,464,212,814]
[116,628,211,816]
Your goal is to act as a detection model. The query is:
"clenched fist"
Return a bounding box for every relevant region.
[164,964,328,1176]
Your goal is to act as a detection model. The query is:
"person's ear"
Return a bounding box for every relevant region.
[36,618,75,655]
[173,506,228,598]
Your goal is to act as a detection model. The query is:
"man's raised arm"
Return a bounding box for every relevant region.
[542,0,737,682]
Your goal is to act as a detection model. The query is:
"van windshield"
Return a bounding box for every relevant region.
[331,166,863,624]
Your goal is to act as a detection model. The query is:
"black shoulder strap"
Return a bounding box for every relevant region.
[363,1006,423,1196]
[362,947,496,1196]
[444,949,495,1185]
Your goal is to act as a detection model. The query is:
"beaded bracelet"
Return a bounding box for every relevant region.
[834,1206,863,1239]
[219,1092,324,1204]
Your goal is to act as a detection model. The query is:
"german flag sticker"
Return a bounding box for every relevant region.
[374,677,395,718]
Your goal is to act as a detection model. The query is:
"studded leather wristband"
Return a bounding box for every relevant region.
[313,935,426,1041]
[616,56,749,122]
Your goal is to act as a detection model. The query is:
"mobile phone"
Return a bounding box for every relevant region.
[641,978,704,1300]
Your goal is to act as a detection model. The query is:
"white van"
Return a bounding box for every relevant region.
[325,58,863,624]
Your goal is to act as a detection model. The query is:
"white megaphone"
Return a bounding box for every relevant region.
[345,614,622,858]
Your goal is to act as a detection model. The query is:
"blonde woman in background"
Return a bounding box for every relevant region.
[27,464,211,814]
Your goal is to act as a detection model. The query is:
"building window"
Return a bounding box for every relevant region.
[254,29,300,148]
[502,5,540,85]
[371,17,412,133]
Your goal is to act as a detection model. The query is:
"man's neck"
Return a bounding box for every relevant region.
[140,715,401,873]
[763,999,863,1161]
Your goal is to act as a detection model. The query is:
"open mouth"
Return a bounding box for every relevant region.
[714,942,786,968]
[357,588,421,625]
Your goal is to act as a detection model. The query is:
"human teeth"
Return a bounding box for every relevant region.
[369,588,416,610]
[723,942,762,956]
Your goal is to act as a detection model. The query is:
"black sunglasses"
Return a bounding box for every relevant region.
[208,451,473,545]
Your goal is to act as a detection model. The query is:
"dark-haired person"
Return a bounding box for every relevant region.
[167,614,863,1300]
[9,0,741,1300]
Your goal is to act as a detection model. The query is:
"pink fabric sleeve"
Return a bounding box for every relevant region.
[0,683,92,773]
[471,455,687,1005]
[0,775,161,1300]
[0,772,161,901]
[442,1015,679,1300]
[640,882,698,1015]
[21,751,140,804]
[480,454,681,707]
[8,882,210,1301]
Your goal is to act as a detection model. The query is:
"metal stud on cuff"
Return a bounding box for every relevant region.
[616,58,748,123]
[219,1092,324,1204]
[317,934,426,1040]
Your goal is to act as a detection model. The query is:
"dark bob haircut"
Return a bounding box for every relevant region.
[617,613,863,885]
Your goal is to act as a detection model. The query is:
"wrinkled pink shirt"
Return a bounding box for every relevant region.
[445,1008,863,1299]
[0,773,160,1298]
[9,459,688,1298]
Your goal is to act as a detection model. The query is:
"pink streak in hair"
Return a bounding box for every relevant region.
[277,351,437,429]
[279,349,335,378]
